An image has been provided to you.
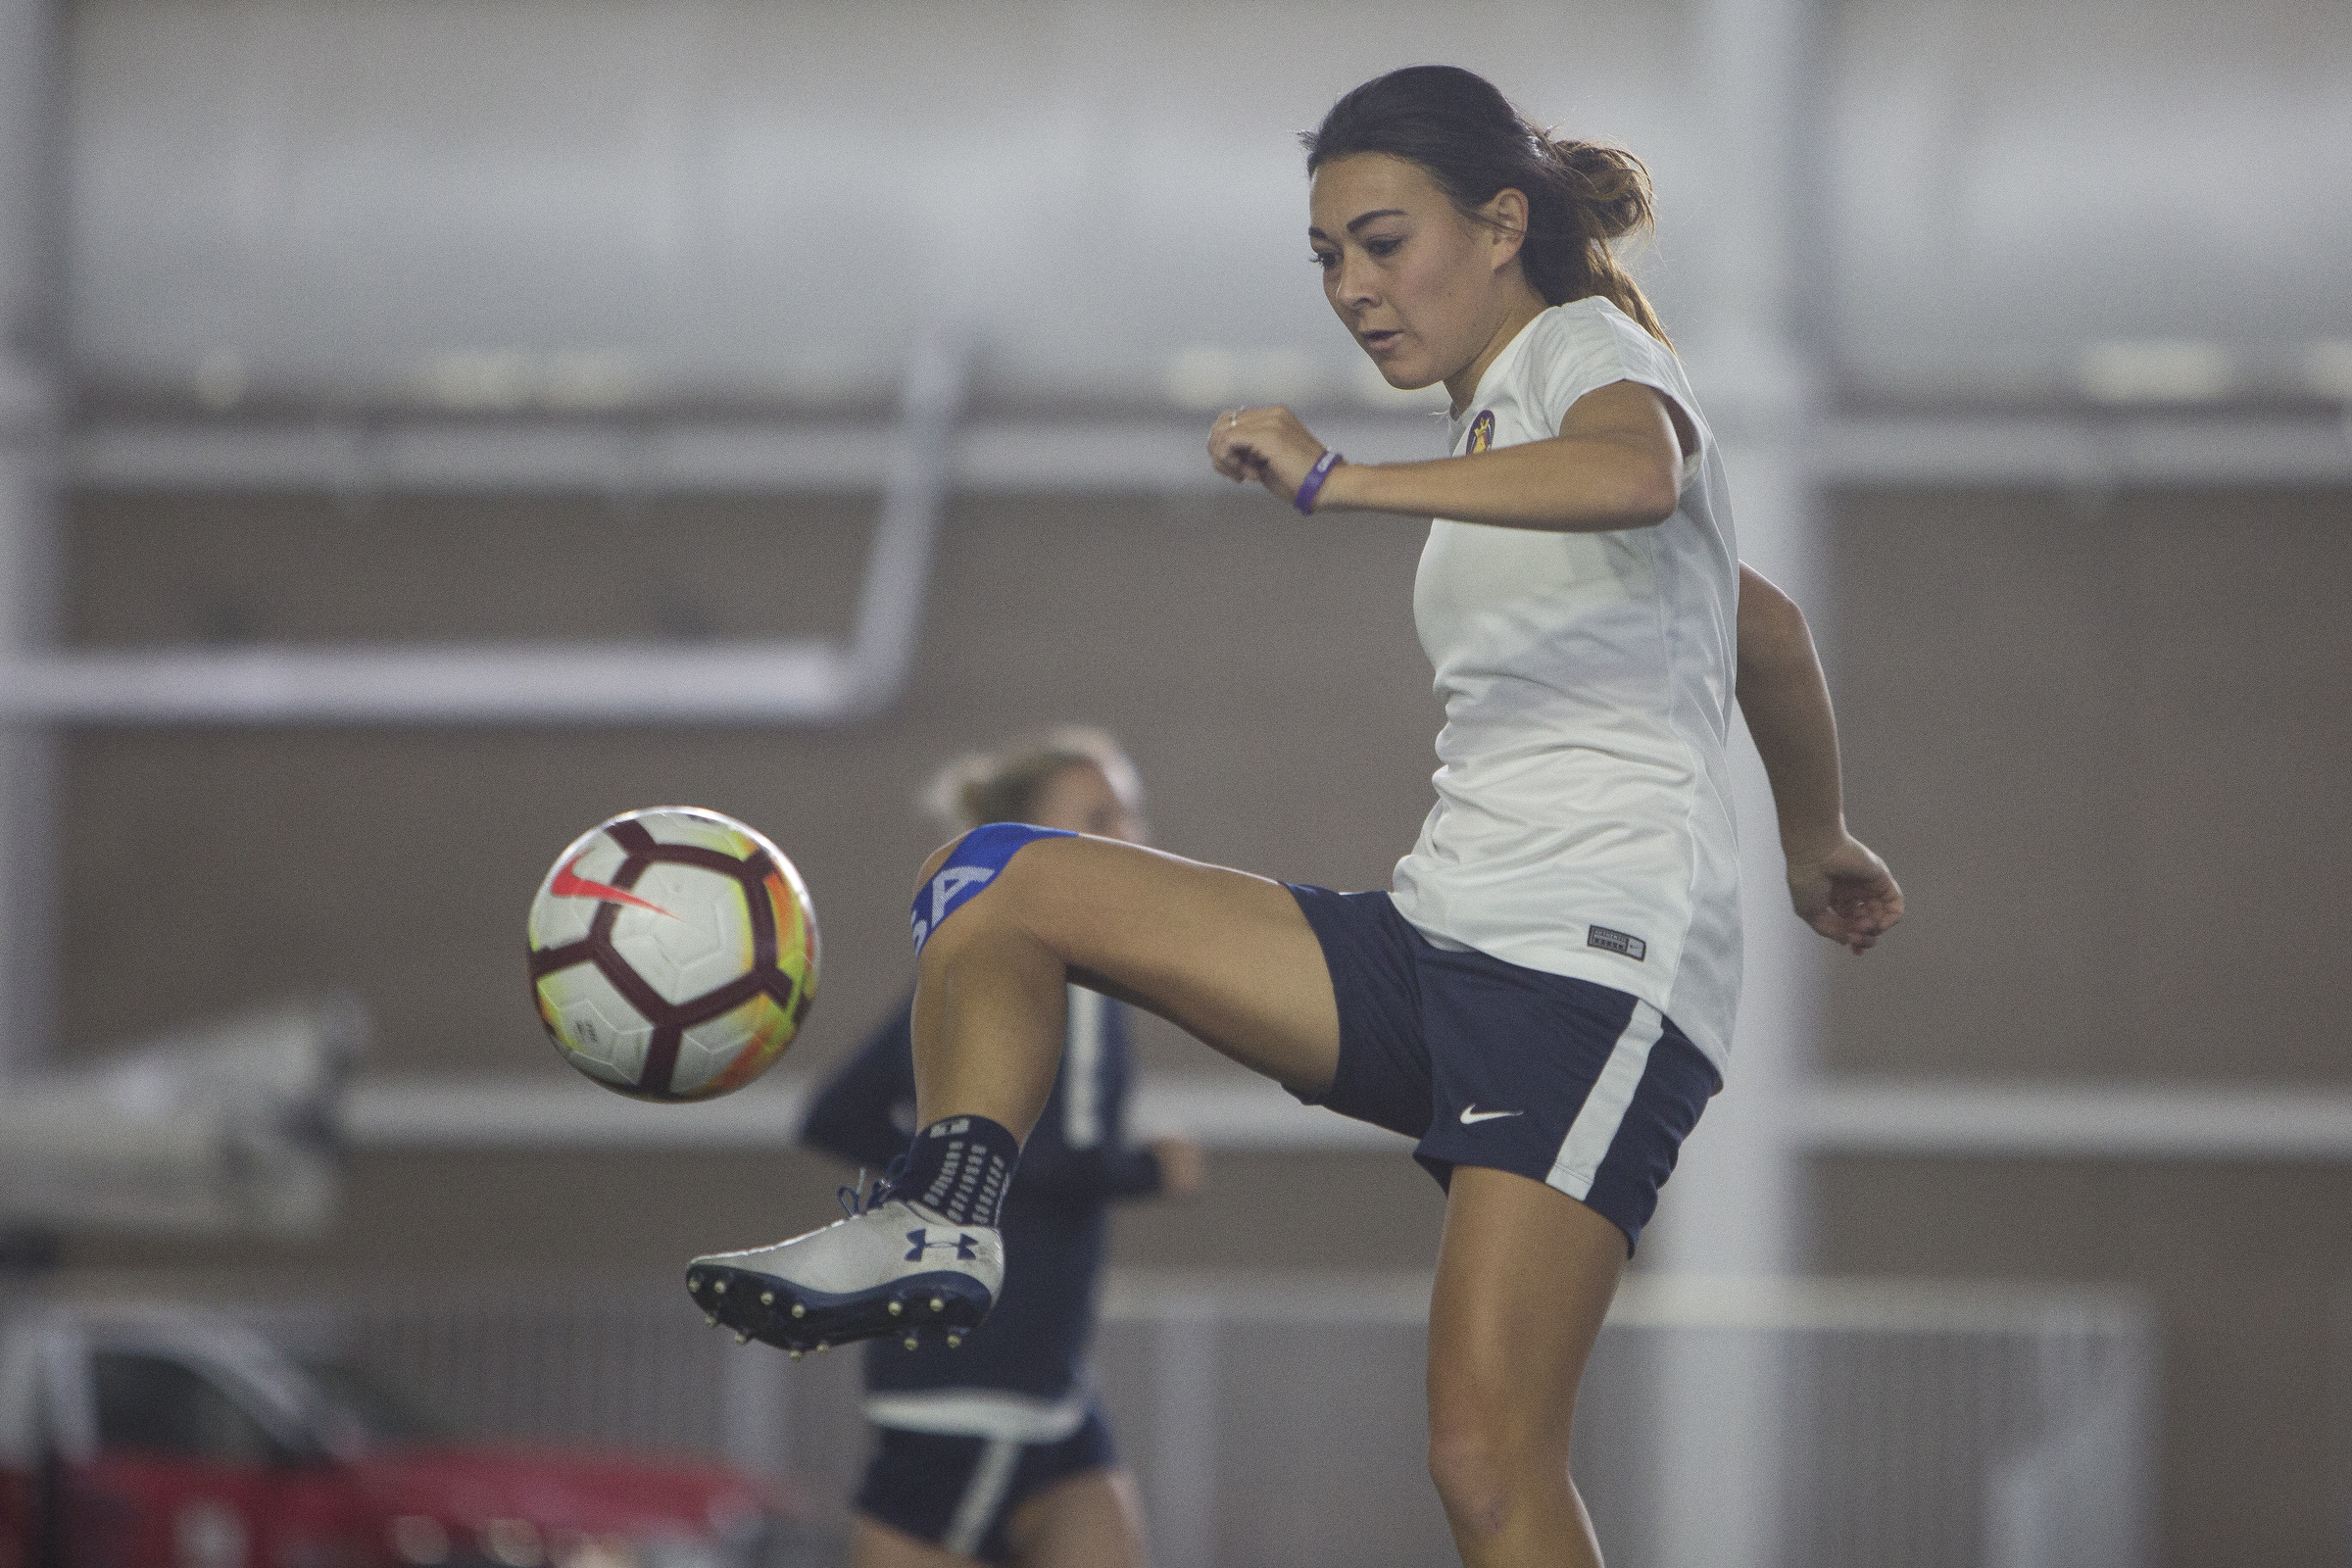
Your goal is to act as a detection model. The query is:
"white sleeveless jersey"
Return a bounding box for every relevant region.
[1388,297,1743,1071]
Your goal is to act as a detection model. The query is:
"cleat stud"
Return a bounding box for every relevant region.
[888,1300,904,1317]
[688,1273,702,1290]
[760,1291,774,1306]
[946,1334,962,1348]
[705,1313,718,1328]
[791,1303,807,1319]
[816,1341,829,1353]
[789,1349,804,1362]
[735,1332,751,1346]
[930,1297,945,1313]
[712,1280,727,1296]
[904,1337,919,1350]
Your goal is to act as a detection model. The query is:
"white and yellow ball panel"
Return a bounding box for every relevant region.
[606,861,757,1005]
[673,993,798,1099]
[532,962,654,1088]
[760,864,819,997]
[637,806,768,859]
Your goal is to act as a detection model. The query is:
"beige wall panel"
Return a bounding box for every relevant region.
[1815,1153,2352,1568]
[1823,486,2352,1080]
[58,490,1441,1075]
[67,491,873,645]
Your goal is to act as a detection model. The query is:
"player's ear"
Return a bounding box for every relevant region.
[1481,187,1530,272]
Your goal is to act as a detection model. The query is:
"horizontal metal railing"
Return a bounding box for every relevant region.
[164,1268,2154,1568]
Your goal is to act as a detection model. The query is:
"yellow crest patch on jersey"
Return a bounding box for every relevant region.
[1467,410,1496,455]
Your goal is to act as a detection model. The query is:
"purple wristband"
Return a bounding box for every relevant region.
[1293,449,1344,514]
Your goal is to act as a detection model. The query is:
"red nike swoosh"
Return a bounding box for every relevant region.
[550,854,678,919]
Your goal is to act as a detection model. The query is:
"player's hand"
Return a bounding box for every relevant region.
[1787,833,1903,955]
[1149,1137,1207,1200]
[1206,406,1332,507]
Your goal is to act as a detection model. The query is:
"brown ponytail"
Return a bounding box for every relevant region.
[1302,67,1671,347]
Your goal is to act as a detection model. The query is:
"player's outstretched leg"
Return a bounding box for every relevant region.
[691,824,1339,1355]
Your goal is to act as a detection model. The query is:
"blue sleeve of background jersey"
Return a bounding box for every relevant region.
[799,995,918,1173]
[1013,1139,1164,1202]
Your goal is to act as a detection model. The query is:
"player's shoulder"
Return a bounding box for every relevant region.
[1524,297,1678,382]
[1514,298,1699,441]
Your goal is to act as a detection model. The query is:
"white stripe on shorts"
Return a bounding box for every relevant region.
[943,1436,1024,1556]
[862,1389,1091,1445]
[1545,1001,1667,1200]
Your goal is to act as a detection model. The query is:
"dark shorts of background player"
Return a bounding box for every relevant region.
[855,1404,1116,1565]
[1285,885,1721,1252]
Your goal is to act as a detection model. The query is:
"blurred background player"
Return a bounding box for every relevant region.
[800,727,1204,1568]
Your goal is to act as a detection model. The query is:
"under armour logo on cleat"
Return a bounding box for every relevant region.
[906,1229,980,1262]
[1459,1105,1524,1124]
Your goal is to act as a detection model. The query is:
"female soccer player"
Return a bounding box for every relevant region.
[801,730,1201,1568]
[694,65,1901,1567]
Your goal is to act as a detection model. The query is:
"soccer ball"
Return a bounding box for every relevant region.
[527,807,819,1101]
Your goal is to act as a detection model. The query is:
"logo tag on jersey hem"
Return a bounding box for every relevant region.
[1587,925,1647,961]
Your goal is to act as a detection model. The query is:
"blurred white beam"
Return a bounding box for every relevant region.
[0,330,974,726]
[1100,1269,2146,1334]
[65,413,1452,495]
[1810,413,2352,487]
[346,1071,1409,1152]
[343,1071,2352,1159]
[0,640,853,724]
[1803,1078,2352,1160]
[70,419,899,493]
[65,412,2352,495]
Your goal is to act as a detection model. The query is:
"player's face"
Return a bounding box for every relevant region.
[1309,153,1506,394]
[1029,761,1147,844]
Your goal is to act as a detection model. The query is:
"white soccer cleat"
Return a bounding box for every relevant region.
[686,1186,1003,1355]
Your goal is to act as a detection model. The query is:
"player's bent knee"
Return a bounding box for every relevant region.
[908,822,1078,956]
[1426,1388,1573,1526]
[1426,1428,1511,1538]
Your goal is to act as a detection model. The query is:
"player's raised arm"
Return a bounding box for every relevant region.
[1735,563,1903,954]
[1209,379,1686,533]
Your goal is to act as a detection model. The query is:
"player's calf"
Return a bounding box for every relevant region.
[690,823,1069,1355]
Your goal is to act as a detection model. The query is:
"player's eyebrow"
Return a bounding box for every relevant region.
[1307,208,1409,241]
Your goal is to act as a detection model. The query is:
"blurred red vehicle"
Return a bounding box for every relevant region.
[0,1301,813,1568]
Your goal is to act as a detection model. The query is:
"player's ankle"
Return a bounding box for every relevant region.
[898,1114,1020,1228]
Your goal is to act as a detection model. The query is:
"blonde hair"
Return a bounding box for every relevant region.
[921,726,1144,836]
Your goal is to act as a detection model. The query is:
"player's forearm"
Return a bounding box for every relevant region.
[1313,436,1678,532]
[1737,579,1849,861]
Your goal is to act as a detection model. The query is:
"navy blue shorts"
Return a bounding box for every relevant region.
[855,1404,1116,1564]
[1287,886,1721,1251]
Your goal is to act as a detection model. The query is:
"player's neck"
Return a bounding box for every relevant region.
[1445,287,1550,417]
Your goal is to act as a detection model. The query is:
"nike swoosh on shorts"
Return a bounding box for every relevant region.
[1459,1105,1524,1124]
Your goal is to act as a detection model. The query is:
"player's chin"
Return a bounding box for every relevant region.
[1361,350,1437,391]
